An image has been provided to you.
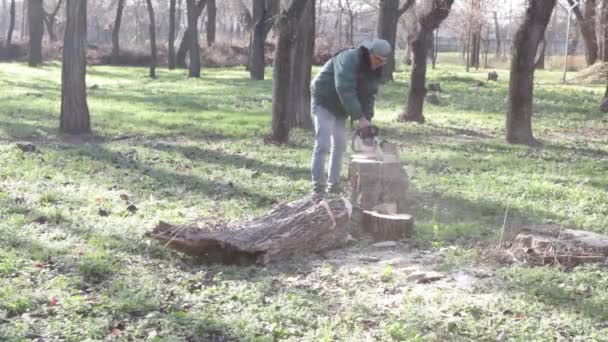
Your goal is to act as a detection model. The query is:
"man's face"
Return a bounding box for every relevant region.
[370,53,387,70]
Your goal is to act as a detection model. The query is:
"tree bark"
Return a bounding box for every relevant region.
[5,0,15,47]
[535,38,546,70]
[250,0,279,81]
[377,0,399,82]
[28,0,44,66]
[60,0,90,135]
[206,0,215,46]
[177,0,206,69]
[569,0,598,66]
[43,0,62,42]
[506,0,555,146]
[1,0,5,38]
[186,0,202,77]
[145,0,156,78]
[398,0,454,123]
[111,0,125,65]
[169,0,176,69]
[21,0,27,40]
[289,0,315,129]
[146,197,352,265]
[601,0,608,62]
[269,0,310,144]
[494,11,501,58]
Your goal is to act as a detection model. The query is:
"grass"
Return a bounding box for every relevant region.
[0,60,607,341]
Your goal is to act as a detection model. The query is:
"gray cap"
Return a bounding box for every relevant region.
[363,38,392,58]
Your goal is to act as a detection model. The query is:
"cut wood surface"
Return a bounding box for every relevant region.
[362,210,414,242]
[146,196,352,264]
[348,144,412,241]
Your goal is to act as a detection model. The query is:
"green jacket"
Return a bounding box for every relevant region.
[311,46,382,121]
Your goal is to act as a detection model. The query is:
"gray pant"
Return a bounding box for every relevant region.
[311,103,347,193]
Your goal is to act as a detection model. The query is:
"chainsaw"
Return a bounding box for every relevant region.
[351,125,385,157]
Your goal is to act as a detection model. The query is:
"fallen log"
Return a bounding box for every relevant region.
[146,197,352,264]
[504,225,608,268]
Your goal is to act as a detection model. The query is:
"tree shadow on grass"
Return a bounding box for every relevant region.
[145,142,310,182]
[69,144,279,208]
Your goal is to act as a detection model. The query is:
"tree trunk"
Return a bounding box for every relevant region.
[5,0,15,47]
[28,0,44,66]
[269,0,310,144]
[377,0,399,82]
[43,0,62,42]
[377,0,415,81]
[145,0,156,78]
[1,0,5,38]
[506,0,555,146]
[177,0,206,69]
[169,0,176,69]
[60,0,90,135]
[111,0,124,65]
[176,30,190,68]
[494,11,501,58]
[249,0,266,80]
[21,0,27,40]
[398,0,454,124]
[186,0,201,77]
[289,0,315,129]
[206,0,215,46]
[600,0,608,62]
[535,38,546,70]
[146,197,352,265]
[249,0,278,81]
[569,0,598,66]
[600,81,608,112]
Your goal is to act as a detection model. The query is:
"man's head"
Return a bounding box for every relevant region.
[364,38,391,70]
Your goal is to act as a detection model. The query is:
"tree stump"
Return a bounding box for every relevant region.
[506,225,608,268]
[348,144,412,241]
[146,197,352,265]
[488,70,498,81]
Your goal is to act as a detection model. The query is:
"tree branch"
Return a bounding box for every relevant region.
[398,0,415,17]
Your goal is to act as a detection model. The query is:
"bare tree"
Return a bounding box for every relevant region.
[206,0,216,46]
[493,11,501,57]
[176,0,206,68]
[601,0,608,61]
[43,0,63,42]
[506,0,556,146]
[169,0,177,69]
[569,0,598,65]
[111,0,125,65]
[377,0,415,82]
[250,0,279,80]
[60,0,90,134]
[186,0,202,77]
[28,0,44,66]
[145,0,156,78]
[270,0,310,144]
[5,0,15,48]
[398,0,454,123]
[289,0,315,129]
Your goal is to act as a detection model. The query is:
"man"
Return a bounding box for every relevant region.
[310,38,391,195]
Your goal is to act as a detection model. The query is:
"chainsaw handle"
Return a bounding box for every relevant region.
[351,125,379,153]
[354,125,379,140]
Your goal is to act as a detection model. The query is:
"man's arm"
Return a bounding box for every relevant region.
[333,50,364,120]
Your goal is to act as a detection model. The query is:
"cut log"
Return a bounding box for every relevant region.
[506,225,608,268]
[362,211,414,242]
[348,143,412,241]
[145,197,352,265]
